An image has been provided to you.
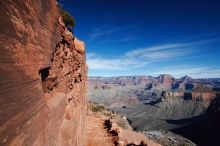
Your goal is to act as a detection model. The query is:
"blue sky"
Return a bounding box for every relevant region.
[61,0,220,78]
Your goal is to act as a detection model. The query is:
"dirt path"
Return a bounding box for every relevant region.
[84,105,160,146]
[85,114,115,146]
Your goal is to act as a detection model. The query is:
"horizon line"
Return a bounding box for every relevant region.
[88,74,220,79]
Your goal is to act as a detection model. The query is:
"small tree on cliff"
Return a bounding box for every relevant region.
[60,9,76,31]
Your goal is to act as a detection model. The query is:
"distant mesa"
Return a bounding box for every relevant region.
[88,74,219,108]
[181,75,193,81]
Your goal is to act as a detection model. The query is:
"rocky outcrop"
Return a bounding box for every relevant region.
[154,74,175,90]
[0,0,87,146]
[171,94,220,146]
[89,75,217,107]
[162,91,216,101]
[144,130,196,146]
[89,76,153,88]
[104,119,160,146]
[86,112,160,146]
[161,91,185,101]
[180,75,193,81]
[89,75,220,92]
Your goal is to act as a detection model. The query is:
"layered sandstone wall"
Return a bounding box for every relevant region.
[162,91,216,101]
[0,0,87,146]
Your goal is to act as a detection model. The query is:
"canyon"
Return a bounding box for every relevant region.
[0,0,163,146]
[88,75,220,145]
[88,75,218,107]
[1,0,220,146]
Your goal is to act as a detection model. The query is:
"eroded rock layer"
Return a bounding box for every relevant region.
[0,0,87,146]
[89,75,217,107]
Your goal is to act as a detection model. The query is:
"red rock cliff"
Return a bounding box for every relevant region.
[0,0,87,145]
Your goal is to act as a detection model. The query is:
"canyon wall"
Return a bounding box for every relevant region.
[0,0,87,146]
[89,76,217,106]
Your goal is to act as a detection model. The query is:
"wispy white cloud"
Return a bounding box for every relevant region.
[124,44,182,57]
[153,65,220,78]
[89,25,131,41]
[87,53,147,70]
[87,43,195,70]
[87,38,220,77]
[125,45,195,61]
[100,36,137,43]
[124,38,219,60]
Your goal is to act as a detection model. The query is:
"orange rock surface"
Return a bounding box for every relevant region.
[0,0,87,145]
[85,115,115,146]
[85,113,160,146]
[0,1,162,146]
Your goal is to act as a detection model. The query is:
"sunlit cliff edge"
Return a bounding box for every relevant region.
[0,0,87,145]
[0,0,163,146]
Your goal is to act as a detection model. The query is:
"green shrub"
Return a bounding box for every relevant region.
[60,9,76,28]
[91,104,105,113]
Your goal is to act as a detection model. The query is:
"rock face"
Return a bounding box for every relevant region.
[89,75,218,107]
[171,94,220,146]
[0,0,87,146]
[89,76,153,88]
[89,76,218,145]
[104,119,160,146]
[144,130,196,146]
